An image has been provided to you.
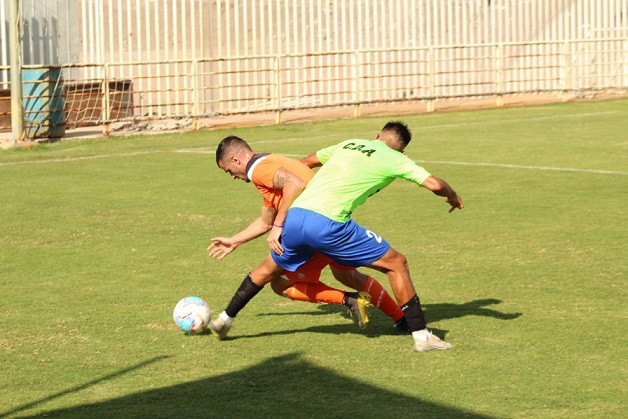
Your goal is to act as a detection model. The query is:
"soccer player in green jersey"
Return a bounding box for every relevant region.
[210,121,463,352]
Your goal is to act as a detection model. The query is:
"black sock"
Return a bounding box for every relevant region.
[224,273,264,318]
[400,294,427,332]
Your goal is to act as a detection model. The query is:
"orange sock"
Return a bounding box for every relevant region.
[362,276,404,322]
[285,282,346,305]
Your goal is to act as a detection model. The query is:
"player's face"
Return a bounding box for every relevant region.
[219,157,249,182]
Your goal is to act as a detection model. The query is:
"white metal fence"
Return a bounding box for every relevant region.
[1,0,627,135]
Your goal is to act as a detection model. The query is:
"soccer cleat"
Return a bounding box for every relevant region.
[208,316,232,340]
[346,291,372,329]
[413,331,453,352]
[392,317,410,333]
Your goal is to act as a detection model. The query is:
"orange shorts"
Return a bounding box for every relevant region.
[281,252,354,283]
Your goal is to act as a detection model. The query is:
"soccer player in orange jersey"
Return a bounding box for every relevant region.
[208,136,407,331]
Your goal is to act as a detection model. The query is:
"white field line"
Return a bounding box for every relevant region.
[0,110,625,175]
[0,150,164,166]
[175,150,628,176]
[411,160,627,175]
[1,147,625,176]
[412,110,623,131]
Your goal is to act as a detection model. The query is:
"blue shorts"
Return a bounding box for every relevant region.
[272,208,391,272]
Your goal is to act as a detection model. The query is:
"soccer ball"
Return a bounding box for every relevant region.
[173,296,211,334]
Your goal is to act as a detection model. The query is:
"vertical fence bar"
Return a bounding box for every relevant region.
[154,0,162,115]
[0,4,7,88]
[363,1,371,102]
[216,0,223,114]
[172,0,180,115]
[192,59,199,129]
[353,50,360,117]
[163,0,170,115]
[274,55,282,124]
[135,0,143,114]
[224,0,238,112]
[427,46,435,111]
[243,0,250,113]
[102,64,111,135]
[495,43,503,106]
[288,0,295,108]
[145,0,153,116]
[561,41,570,101]
[300,0,307,108]
[181,0,189,114]
[251,0,258,112]
[9,0,23,142]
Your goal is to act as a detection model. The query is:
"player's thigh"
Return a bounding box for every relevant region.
[330,265,366,291]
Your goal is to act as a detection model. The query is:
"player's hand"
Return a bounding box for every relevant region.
[208,237,237,260]
[446,195,464,213]
[267,226,284,256]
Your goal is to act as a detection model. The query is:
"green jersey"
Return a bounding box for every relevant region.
[293,139,432,222]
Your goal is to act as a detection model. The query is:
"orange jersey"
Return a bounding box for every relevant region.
[246,153,314,210]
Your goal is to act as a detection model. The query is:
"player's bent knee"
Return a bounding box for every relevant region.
[270,277,291,297]
[380,247,408,270]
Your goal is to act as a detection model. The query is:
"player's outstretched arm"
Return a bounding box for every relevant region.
[208,210,276,259]
[421,176,464,213]
[207,237,238,260]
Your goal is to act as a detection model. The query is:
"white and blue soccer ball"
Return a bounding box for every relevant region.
[173,296,211,334]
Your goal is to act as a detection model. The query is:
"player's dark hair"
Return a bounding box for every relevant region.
[381,121,412,146]
[215,135,252,166]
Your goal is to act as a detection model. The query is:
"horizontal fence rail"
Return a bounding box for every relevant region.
[1,38,626,135]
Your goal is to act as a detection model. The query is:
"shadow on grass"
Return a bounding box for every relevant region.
[2,356,171,418]
[264,298,520,323]
[422,298,522,323]
[254,298,520,337]
[16,353,494,419]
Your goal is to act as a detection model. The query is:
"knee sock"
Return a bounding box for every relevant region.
[362,276,405,322]
[285,282,346,305]
[224,273,264,318]
[400,294,427,332]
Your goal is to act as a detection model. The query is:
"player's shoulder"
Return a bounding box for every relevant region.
[251,153,310,180]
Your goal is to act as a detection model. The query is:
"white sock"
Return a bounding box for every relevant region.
[412,328,431,341]
[219,311,234,326]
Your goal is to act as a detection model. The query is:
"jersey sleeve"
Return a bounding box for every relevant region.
[316,142,343,164]
[392,153,432,185]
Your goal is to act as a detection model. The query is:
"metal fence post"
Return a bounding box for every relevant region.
[427,47,435,112]
[495,43,504,107]
[192,59,199,131]
[353,50,360,118]
[102,64,111,136]
[561,41,570,102]
[275,55,282,125]
[9,0,23,143]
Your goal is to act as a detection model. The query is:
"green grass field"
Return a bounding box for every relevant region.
[1,99,626,418]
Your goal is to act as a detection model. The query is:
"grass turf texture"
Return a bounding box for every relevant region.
[0,99,626,418]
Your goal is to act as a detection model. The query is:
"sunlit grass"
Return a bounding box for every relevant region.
[1,98,626,418]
